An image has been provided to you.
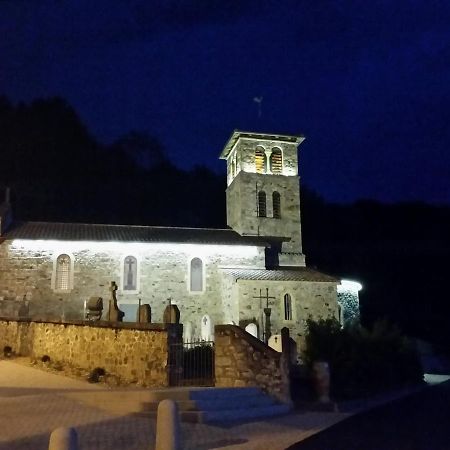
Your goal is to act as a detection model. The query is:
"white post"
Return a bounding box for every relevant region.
[155,399,182,450]
[48,427,78,450]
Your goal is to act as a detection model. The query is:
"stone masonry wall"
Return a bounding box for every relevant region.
[215,324,291,404]
[226,171,304,258]
[0,318,181,387]
[0,240,265,338]
[236,279,338,353]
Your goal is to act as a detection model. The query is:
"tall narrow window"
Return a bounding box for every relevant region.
[258,191,267,217]
[284,293,293,321]
[270,148,283,174]
[123,256,137,291]
[55,254,71,291]
[273,191,281,219]
[190,257,203,292]
[255,147,266,174]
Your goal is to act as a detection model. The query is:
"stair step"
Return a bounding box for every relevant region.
[144,386,262,402]
[201,403,291,423]
[139,403,291,423]
[141,394,275,412]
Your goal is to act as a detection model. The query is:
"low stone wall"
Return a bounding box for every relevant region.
[0,318,182,387]
[214,324,291,404]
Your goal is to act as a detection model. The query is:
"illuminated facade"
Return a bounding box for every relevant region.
[0,131,348,349]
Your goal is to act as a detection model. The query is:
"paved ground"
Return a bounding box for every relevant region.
[0,359,350,450]
[286,378,450,450]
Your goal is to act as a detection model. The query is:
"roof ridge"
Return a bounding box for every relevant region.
[16,220,235,232]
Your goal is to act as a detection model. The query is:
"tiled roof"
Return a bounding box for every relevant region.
[3,221,275,246]
[222,268,338,282]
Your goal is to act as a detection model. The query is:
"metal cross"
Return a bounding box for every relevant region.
[253,288,276,309]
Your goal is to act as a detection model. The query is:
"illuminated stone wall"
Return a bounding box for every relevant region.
[224,135,305,266]
[225,136,300,185]
[215,324,291,404]
[235,279,339,352]
[0,318,180,387]
[0,241,265,338]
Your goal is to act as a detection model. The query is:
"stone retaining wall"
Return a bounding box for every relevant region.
[214,324,291,404]
[0,318,182,387]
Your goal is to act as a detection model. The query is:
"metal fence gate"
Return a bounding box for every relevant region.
[169,339,215,387]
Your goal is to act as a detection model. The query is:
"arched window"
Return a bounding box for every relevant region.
[190,257,203,292]
[270,148,283,174]
[284,293,293,321]
[55,254,71,291]
[258,191,266,217]
[123,255,138,291]
[255,147,266,174]
[273,191,281,218]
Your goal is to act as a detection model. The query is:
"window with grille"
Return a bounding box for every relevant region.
[258,191,267,217]
[284,293,293,321]
[123,255,137,291]
[270,148,283,174]
[190,257,203,292]
[273,191,281,219]
[55,254,71,291]
[255,147,266,173]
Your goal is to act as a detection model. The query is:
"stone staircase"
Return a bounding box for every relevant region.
[66,386,291,423]
[138,386,291,423]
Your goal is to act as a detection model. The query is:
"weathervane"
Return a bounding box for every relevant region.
[253,96,263,118]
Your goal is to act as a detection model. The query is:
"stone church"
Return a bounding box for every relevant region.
[0,131,359,350]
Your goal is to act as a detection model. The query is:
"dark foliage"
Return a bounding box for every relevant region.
[301,187,450,351]
[303,318,424,398]
[182,345,214,382]
[88,367,106,383]
[0,95,225,228]
[3,346,12,358]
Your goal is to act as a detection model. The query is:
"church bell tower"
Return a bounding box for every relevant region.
[220,131,306,267]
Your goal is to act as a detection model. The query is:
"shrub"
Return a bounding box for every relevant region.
[302,318,423,398]
[88,367,106,383]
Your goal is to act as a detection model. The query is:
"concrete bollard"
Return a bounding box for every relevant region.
[48,427,78,450]
[155,399,182,450]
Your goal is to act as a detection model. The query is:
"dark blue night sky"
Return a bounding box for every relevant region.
[1,0,449,204]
